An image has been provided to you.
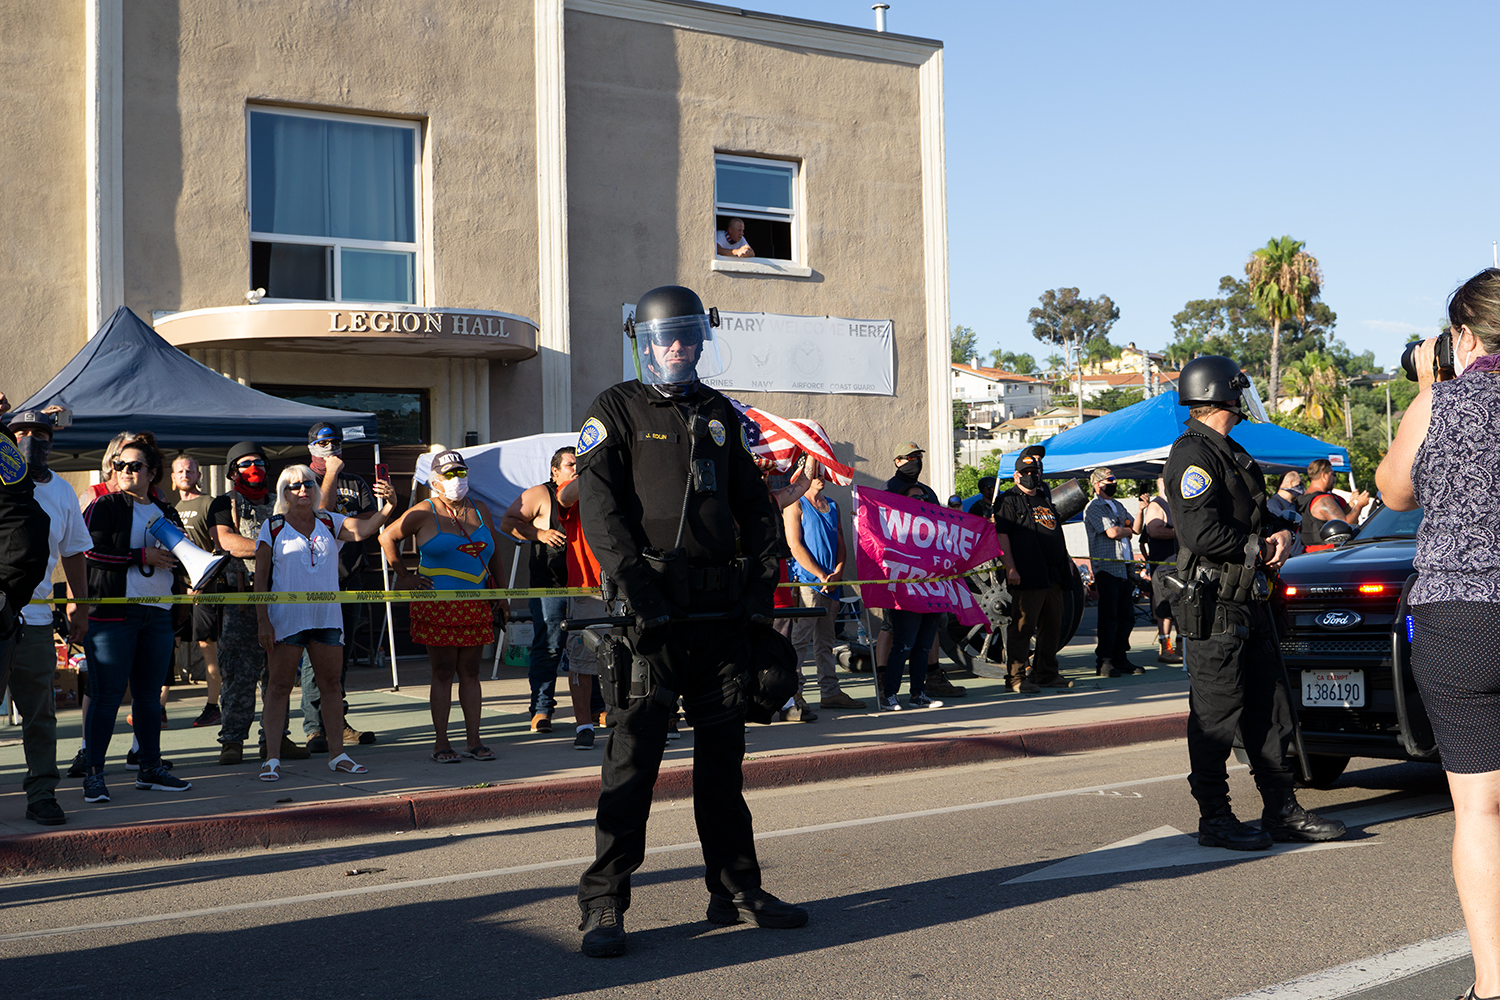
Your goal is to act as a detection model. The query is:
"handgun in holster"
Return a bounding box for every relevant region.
[1164,572,1214,641]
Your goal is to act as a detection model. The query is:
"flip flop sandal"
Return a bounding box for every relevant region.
[328,753,368,774]
[431,750,462,764]
[461,745,496,761]
[259,760,280,782]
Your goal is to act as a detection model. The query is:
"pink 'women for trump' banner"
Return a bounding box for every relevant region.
[853,487,1001,627]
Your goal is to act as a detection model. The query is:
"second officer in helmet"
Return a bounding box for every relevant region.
[1164,355,1346,851]
[573,285,807,957]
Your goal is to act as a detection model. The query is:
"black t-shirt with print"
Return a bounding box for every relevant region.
[994,486,1072,589]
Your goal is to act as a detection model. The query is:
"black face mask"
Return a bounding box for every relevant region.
[1019,471,1043,491]
[18,436,50,479]
[1101,483,1117,498]
[896,459,922,481]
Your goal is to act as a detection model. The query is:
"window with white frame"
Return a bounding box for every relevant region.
[249,107,421,304]
[714,154,797,262]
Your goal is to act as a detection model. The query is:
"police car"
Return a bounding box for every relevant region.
[1275,503,1434,786]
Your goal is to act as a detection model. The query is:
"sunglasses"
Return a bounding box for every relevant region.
[236,458,266,469]
[646,329,703,349]
[111,460,147,473]
[284,481,317,492]
[439,468,468,480]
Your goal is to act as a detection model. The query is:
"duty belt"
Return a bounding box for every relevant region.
[689,565,739,591]
[1198,563,1269,603]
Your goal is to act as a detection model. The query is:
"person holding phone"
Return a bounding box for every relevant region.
[298,421,394,754]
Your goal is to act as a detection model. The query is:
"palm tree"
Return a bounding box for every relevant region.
[1281,350,1343,432]
[1245,236,1322,413]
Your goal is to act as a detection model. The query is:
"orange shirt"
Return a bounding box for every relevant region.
[558,501,601,588]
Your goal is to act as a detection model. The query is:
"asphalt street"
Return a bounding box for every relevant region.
[0,741,1466,1000]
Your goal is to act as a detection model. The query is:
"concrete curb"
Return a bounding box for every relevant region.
[0,712,1187,874]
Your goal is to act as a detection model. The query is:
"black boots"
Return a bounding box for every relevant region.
[706,887,809,928]
[1197,812,1272,851]
[1261,791,1347,842]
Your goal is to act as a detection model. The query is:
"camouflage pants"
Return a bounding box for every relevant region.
[217,605,266,745]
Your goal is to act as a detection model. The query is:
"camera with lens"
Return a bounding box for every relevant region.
[1401,330,1455,382]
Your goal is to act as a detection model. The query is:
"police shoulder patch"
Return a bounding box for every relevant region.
[708,419,726,447]
[577,417,608,456]
[1180,465,1212,499]
[0,435,26,486]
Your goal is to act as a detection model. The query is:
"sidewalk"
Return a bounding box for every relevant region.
[0,630,1189,873]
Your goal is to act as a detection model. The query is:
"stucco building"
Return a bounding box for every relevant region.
[4,0,952,492]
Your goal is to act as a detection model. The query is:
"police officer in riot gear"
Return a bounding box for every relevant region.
[574,285,807,957]
[1164,356,1346,850]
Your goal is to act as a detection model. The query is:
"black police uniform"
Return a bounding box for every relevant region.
[1164,417,1298,815]
[574,378,782,914]
[0,429,52,688]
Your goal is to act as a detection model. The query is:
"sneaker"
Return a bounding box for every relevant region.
[574,728,596,750]
[344,725,377,746]
[667,715,681,740]
[67,748,88,778]
[579,906,627,958]
[125,750,174,772]
[26,798,66,826]
[83,774,110,803]
[192,703,222,728]
[878,696,902,712]
[909,693,944,709]
[135,765,192,792]
[531,714,554,734]
[706,887,808,928]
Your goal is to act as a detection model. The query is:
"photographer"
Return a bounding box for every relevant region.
[1376,267,1500,1000]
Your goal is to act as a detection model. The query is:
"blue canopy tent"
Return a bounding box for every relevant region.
[16,307,379,472]
[995,390,1354,484]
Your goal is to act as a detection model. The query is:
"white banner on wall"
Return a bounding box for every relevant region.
[622,306,894,395]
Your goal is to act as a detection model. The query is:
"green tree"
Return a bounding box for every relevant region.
[987,349,1037,373]
[1280,350,1343,431]
[952,324,980,364]
[1166,275,1347,384]
[1028,288,1121,372]
[1091,387,1144,413]
[1245,236,1324,413]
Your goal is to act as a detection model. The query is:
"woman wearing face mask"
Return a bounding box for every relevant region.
[1377,267,1500,1000]
[378,451,509,763]
[80,435,192,802]
[253,465,394,780]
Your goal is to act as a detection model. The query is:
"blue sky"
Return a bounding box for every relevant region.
[742,1,1500,372]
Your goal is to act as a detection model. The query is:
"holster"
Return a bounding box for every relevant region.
[1171,575,1215,641]
[594,633,633,711]
[642,547,691,609]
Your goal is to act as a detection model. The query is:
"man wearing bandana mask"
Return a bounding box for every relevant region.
[206,441,307,766]
[299,422,383,752]
[5,408,88,825]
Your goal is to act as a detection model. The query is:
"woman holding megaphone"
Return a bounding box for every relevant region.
[80,434,193,804]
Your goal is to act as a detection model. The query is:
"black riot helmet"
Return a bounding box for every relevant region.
[624,285,724,385]
[1176,355,1270,422]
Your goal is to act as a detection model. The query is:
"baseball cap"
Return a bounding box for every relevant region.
[6,410,57,434]
[431,450,467,477]
[308,421,342,444]
[893,441,925,460]
[1017,445,1045,469]
[1089,467,1115,486]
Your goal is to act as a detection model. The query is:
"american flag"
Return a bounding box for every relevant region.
[727,398,855,486]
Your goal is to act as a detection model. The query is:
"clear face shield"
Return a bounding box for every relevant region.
[1234,373,1271,423]
[626,312,726,386]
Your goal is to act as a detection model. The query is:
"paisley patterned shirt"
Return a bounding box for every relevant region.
[1410,370,1500,604]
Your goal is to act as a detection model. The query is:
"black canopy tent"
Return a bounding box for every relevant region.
[15,306,379,472]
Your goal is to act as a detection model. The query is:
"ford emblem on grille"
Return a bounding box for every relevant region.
[1315,610,1362,630]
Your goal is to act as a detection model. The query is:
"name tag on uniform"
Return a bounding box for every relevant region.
[638,431,679,443]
